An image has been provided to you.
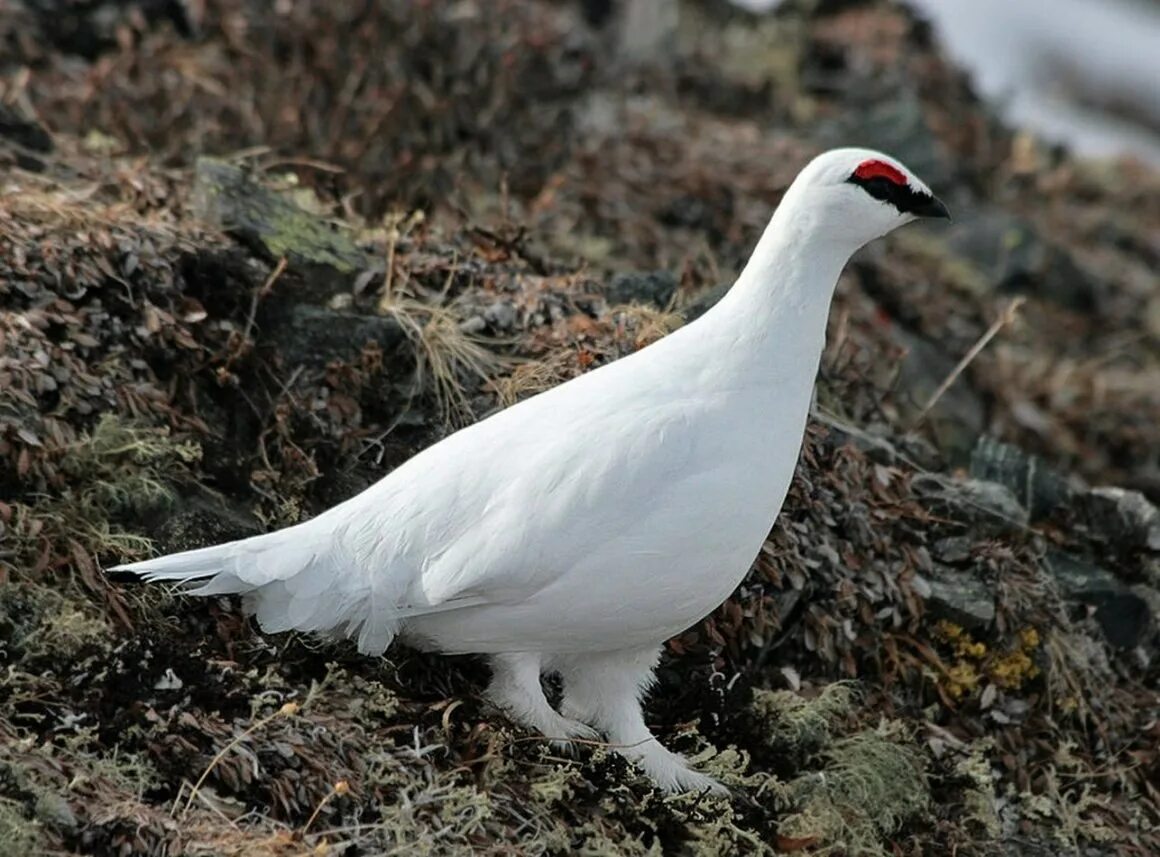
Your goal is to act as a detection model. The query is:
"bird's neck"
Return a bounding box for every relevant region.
[708,205,852,363]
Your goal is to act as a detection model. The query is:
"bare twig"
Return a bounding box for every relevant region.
[911,297,1025,428]
[300,779,350,839]
[378,217,401,313]
[224,255,287,373]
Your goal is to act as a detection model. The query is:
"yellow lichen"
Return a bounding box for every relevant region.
[987,649,1039,689]
[934,623,1042,699]
[945,663,981,699]
[935,621,987,659]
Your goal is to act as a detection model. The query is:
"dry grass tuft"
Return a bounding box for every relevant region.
[376,243,506,422]
[1041,627,1111,723]
[381,295,504,422]
[488,351,576,408]
[608,303,685,352]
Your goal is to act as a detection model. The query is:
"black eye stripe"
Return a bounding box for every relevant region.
[846,173,933,213]
[860,176,899,202]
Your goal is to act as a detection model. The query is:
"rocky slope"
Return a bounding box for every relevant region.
[0,1,1157,854]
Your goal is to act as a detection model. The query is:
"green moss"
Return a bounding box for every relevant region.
[1018,741,1124,848]
[572,826,663,857]
[59,414,201,513]
[526,761,580,807]
[193,157,369,273]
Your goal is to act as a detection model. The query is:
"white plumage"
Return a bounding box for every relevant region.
[112,148,948,792]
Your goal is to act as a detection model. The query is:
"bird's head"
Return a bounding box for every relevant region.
[785,148,950,249]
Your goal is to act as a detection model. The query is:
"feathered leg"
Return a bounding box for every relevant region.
[486,653,598,749]
[557,645,726,794]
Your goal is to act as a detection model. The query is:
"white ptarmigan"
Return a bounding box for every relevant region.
[112,148,949,794]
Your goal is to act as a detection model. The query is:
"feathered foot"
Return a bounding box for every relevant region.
[557,646,728,795]
[486,652,599,753]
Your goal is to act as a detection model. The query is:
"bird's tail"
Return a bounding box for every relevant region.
[109,519,399,654]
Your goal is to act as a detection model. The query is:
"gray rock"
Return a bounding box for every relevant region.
[192,157,370,275]
[945,209,1103,311]
[1044,551,1154,649]
[924,568,996,630]
[483,301,519,331]
[606,270,679,309]
[932,536,973,564]
[911,473,1029,532]
[970,436,1077,521]
[971,438,1160,554]
[1079,487,1160,553]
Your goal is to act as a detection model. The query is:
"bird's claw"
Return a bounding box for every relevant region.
[548,718,601,756]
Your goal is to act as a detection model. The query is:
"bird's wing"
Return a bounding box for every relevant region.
[388,386,724,614]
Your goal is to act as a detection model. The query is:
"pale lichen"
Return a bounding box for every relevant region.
[955,739,1001,839]
[751,681,858,756]
[777,720,930,856]
[0,798,45,857]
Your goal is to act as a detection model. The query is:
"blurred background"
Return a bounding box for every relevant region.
[738,0,1160,165]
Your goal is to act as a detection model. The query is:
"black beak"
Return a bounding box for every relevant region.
[910,194,951,220]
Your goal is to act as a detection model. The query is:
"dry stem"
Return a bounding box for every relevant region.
[912,297,1025,428]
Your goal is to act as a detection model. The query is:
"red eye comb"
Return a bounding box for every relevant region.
[852,159,907,186]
